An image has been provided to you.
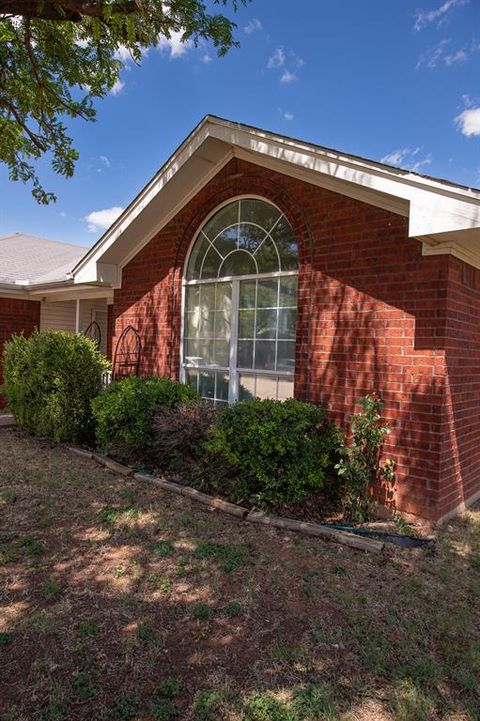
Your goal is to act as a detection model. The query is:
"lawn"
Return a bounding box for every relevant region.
[0,429,479,721]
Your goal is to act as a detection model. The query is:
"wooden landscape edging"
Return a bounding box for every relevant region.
[63,446,384,553]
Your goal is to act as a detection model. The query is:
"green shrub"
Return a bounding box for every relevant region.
[91,376,197,462]
[335,394,396,521]
[204,398,340,508]
[2,330,109,444]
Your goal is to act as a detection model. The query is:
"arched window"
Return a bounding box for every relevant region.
[182,198,298,404]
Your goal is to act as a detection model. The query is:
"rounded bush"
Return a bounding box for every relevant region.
[91,376,198,462]
[204,398,340,508]
[2,330,110,444]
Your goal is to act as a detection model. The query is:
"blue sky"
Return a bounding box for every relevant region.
[1,0,479,247]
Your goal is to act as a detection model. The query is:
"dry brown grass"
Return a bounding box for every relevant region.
[0,428,479,721]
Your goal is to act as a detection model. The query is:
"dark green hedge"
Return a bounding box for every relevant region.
[91,376,198,462]
[2,330,110,444]
[204,398,341,507]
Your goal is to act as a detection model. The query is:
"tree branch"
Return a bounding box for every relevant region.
[0,0,140,22]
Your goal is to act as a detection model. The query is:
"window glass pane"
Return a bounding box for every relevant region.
[185,369,198,392]
[187,235,210,280]
[198,339,215,365]
[199,371,215,399]
[185,339,200,365]
[276,341,296,372]
[238,309,255,338]
[201,247,222,279]
[279,276,297,307]
[237,223,266,253]
[199,309,215,339]
[271,216,298,271]
[255,238,280,274]
[219,251,257,277]
[185,310,199,337]
[203,202,239,242]
[186,285,199,311]
[214,340,229,367]
[256,309,277,340]
[255,340,276,370]
[214,227,237,257]
[238,374,256,401]
[215,283,231,312]
[240,199,281,231]
[255,375,278,400]
[278,308,296,339]
[239,280,256,309]
[237,340,254,368]
[214,311,230,340]
[216,372,229,401]
[257,279,278,308]
[199,283,215,308]
[277,378,294,400]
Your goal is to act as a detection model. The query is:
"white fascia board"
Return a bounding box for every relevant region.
[71,116,480,285]
[28,284,114,301]
[0,285,30,299]
[208,121,480,238]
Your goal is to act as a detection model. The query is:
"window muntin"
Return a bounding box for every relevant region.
[183,198,298,404]
[186,199,297,280]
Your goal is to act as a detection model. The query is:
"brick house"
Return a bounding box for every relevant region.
[3,116,480,521]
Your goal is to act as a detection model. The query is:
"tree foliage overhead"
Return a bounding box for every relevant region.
[0,0,247,203]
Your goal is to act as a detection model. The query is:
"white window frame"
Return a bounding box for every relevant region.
[180,196,298,403]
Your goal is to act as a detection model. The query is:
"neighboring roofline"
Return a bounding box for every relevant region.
[72,115,480,281]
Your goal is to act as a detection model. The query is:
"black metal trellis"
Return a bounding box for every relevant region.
[83,320,101,348]
[112,325,141,380]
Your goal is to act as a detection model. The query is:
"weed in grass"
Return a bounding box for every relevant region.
[222,601,242,618]
[333,564,347,576]
[390,679,434,721]
[41,698,68,721]
[138,621,153,642]
[158,677,183,698]
[41,579,61,600]
[242,692,294,721]
[394,515,417,537]
[153,540,175,557]
[291,683,339,720]
[1,489,16,503]
[399,658,440,687]
[0,544,17,565]
[146,573,172,592]
[73,671,99,701]
[20,535,44,556]
[99,505,120,525]
[107,692,142,720]
[121,488,135,505]
[152,699,179,720]
[272,638,303,665]
[194,690,223,721]
[0,632,14,645]
[78,620,98,638]
[195,541,248,573]
[191,603,212,621]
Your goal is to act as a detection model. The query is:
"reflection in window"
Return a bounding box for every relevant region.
[183,198,298,404]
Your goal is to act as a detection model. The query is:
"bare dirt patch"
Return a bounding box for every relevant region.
[1,428,479,721]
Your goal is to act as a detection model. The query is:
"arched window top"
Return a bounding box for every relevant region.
[186,198,297,280]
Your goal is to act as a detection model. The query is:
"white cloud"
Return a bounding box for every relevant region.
[201,53,212,64]
[110,78,125,95]
[416,38,477,68]
[267,47,285,69]
[99,155,111,168]
[157,30,192,59]
[445,48,468,64]
[283,111,294,120]
[114,45,132,62]
[414,0,468,31]
[59,211,67,218]
[244,18,262,34]
[280,70,297,84]
[84,206,124,233]
[381,147,432,172]
[455,107,480,136]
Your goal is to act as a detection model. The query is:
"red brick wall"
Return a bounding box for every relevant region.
[111,157,460,519]
[0,297,40,406]
[437,258,480,518]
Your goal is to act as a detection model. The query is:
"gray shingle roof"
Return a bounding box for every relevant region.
[0,233,89,286]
